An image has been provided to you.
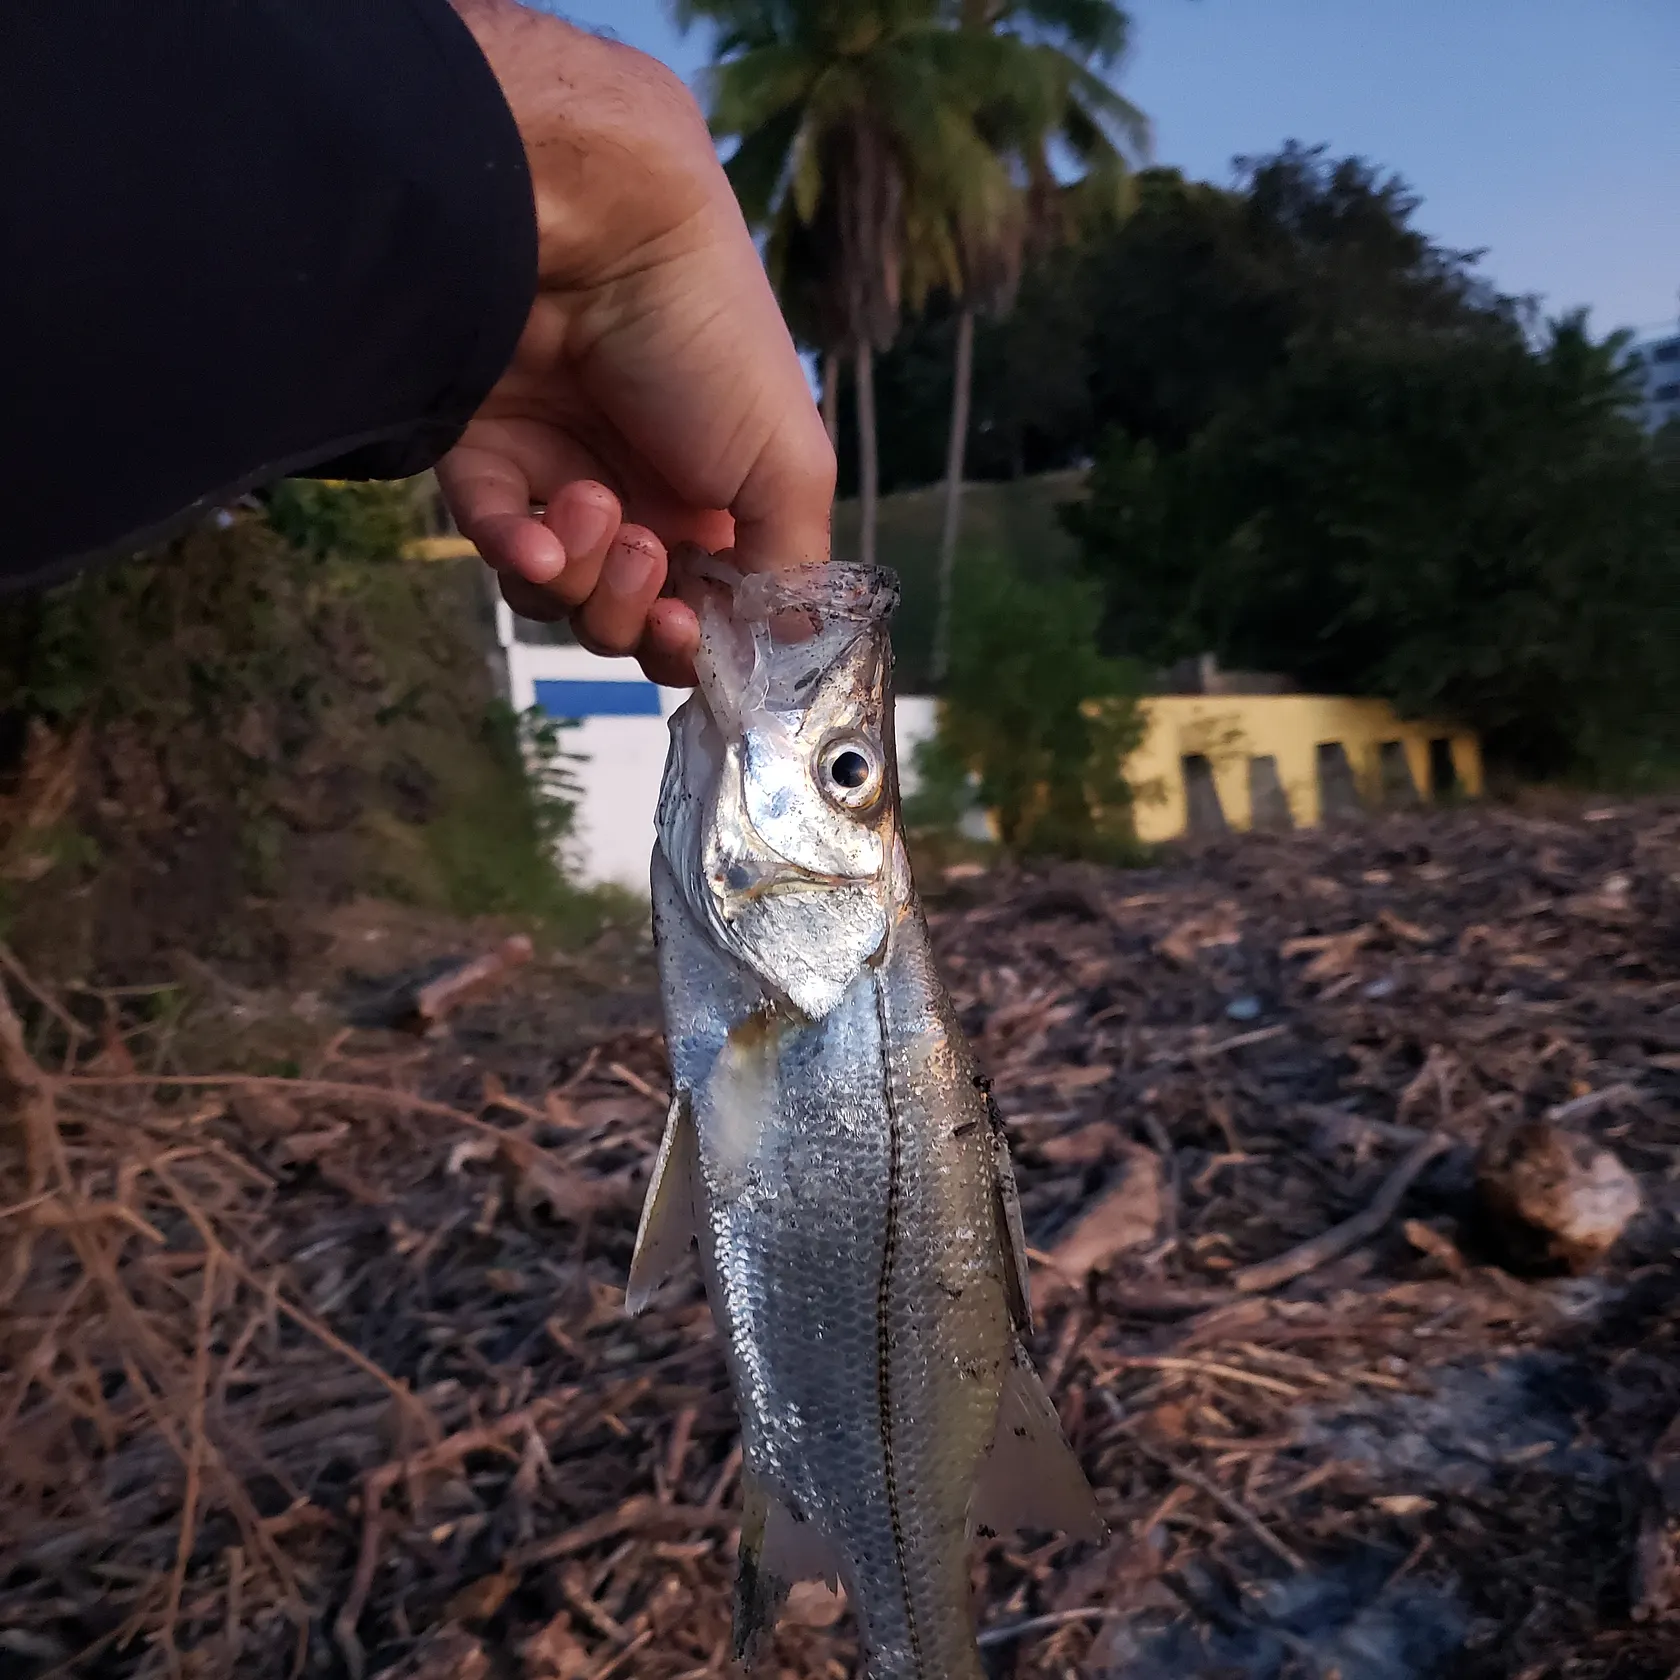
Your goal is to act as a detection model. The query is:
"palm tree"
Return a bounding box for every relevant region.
[673,0,1007,569]
[928,0,1148,683]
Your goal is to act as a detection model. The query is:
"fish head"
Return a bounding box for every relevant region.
[656,563,907,1020]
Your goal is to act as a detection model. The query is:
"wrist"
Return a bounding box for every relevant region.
[449,0,722,288]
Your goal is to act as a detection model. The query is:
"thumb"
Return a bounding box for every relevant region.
[724,396,837,575]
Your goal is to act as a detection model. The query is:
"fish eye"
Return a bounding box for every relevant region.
[831,750,870,789]
[818,735,884,810]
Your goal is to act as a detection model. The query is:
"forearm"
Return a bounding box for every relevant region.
[447,0,726,288]
[1,0,536,591]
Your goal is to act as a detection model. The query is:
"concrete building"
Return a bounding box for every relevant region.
[413,511,1483,879]
[495,609,1482,879]
[492,601,939,889]
[1627,324,1680,432]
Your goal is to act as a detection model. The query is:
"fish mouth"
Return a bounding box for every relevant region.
[702,809,893,1019]
[730,562,901,626]
[711,854,866,907]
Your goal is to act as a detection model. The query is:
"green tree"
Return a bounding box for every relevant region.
[867,145,1509,490]
[1069,313,1680,779]
[1083,146,1505,450]
[928,0,1145,683]
[917,555,1145,855]
[674,0,1005,568]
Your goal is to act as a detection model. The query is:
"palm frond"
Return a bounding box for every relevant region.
[668,0,787,54]
[1058,55,1151,159]
[705,43,821,137]
[991,0,1132,69]
[722,101,807,224]
[681,0,1148,338]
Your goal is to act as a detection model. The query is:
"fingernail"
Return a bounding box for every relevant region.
[603,535,661,599]
[552,495,614,560]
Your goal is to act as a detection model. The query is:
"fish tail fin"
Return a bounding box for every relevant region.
[733,1488,789,1670]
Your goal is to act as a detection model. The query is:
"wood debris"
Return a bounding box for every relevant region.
[4,799,1680,1679]
[1476,1120,1645,1273]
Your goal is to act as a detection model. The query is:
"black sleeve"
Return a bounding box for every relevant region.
[0,0,537,592]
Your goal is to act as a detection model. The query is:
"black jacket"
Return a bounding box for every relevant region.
[1,1,536,591]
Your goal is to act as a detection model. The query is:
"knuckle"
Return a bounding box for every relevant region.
[768,409,839,501]
[626,50,706,133]
[576,624,633,659]
[580,609,643,657]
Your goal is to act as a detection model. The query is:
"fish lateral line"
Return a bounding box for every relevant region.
[871,964,926,1680]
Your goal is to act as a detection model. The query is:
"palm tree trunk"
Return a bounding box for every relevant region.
[855,338,879,569]
[932,306,976,685]
[821,349,840,448]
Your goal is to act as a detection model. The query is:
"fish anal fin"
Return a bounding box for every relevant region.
[987,1093,1034,1335]
[734,1475,843,1665]
[626,1088,698,1314]
[733,1478,786,1668]
[764,1492,841,1592]
[971,1347,1104,1544]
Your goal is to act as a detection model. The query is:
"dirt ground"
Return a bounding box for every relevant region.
[4,800,1680,1680]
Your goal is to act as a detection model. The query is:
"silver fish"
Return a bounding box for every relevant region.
[629,562,1101,1679]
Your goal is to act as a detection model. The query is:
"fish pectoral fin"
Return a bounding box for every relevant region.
[625,1088,699,1314]
[988,1096,1034,1335]
[735,1473,843,1664]
[971,1346,1105,1545]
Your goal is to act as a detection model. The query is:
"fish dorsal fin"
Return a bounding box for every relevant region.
[735,1473,844,1664]
[971,1346,1105,1544]
[626,1088,699,1314]
[986,1091,1034,1335]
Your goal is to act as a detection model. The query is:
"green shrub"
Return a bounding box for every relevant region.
[262,479,423,565]
[0,483,618,978]
[1068,315,1680,782]
[910,555,1147,860]
[419,702,589,923]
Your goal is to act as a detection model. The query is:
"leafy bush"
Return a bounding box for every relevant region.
[262,479,424,565]
[1069,315,1680,782]
[417,701,596,926]
[908,556,1146,858]
[0,483,613,978]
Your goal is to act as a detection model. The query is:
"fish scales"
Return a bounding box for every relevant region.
[634,561,1101,1679]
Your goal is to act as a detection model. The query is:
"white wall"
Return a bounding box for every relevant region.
[496,604,941,890]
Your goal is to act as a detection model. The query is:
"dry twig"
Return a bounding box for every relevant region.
[1230,1133,1453,1294]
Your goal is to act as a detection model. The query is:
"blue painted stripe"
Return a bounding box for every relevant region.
[533,678,663,719]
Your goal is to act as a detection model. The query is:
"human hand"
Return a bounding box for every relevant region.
[439,0,835,686]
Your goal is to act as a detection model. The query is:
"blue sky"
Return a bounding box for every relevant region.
[550,0,1679,337]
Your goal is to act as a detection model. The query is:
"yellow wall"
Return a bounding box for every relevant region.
[401,534,480,562]
[1121,694,1483,842]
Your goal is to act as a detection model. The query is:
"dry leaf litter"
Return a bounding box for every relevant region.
[4,801,1680,1680]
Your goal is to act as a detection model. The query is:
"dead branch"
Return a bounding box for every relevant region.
[1231,1132,1453,1294]
[1100,1393,1305,1571]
